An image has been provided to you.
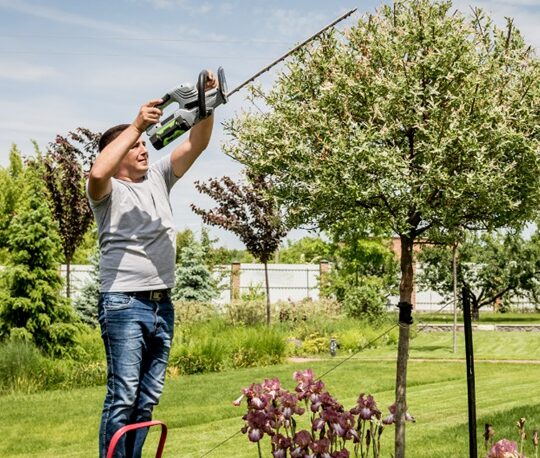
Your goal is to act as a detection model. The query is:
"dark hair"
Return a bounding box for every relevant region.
[98,124,130,152]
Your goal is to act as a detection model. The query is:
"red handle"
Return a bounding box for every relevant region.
[106,420,168,458]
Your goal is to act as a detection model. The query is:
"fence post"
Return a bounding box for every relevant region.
[231,262,241,301]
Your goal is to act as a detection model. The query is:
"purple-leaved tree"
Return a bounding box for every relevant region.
[41,127,99,298]
[191,173,287,326]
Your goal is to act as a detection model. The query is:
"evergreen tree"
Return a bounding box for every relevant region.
[0,147,24,263]
[72,248,100,327]
[172,240,217,302]
[0,166,80,356]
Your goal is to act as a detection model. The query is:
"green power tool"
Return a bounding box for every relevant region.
[146,8,356,150]
[146,67,228,150]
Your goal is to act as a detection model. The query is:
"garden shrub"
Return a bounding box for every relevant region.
[75,326,105,363]
[230,327,286,368]
[39,358,106,390]
[174,301,219,325]
[343,280,387,323]
[0,337,108,395]
[169,319,230,374]
[337,325,398,353]
[240,283,266,302]
[169,337,226,374]
[276,298,343,324]
[225,299,267,326]
[0,340,46,394]
[297,333,329,355]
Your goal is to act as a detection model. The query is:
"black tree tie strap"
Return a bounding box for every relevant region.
[398,301,413,325]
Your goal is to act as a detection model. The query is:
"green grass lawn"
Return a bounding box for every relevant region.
[415,310,540,324]
[1,331,539,457]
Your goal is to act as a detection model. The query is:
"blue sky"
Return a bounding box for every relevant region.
[1,0,539,248]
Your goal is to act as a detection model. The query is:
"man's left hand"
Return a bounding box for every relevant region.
[205,70,218,91]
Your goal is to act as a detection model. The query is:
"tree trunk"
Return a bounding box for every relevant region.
[452,242,459,354]
[264,261,271,326]
[395,234,414,458]
[472,301,480,321]
[66,260,71,299]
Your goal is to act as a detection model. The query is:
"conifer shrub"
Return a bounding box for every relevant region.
[0,166,80,357]
[172,241,218,302]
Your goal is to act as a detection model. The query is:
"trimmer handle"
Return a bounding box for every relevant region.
[197,69,209,118]
[197,67,228,118]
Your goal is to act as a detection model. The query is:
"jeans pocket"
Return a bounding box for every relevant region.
[102,293,133,311]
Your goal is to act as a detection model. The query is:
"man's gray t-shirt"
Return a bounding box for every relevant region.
[87,156,180,293]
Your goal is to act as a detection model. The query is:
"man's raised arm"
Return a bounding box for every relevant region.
[88,99,162,201]
[170,70,218,178]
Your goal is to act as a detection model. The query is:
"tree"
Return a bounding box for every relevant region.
[175,227,254,266]
[278,236,332,264]
[418,231,540,319]
[172,239,218,302]
[191,173,288,326]
[40,128,99,298]
[72,248,100,327]
[175,229,197,264]
[0,165,79,356]
[0,147,24,264]
[223,1,540,454]
[325,233,399,305]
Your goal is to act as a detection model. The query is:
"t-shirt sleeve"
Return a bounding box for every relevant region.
[151,154,181,192]
[85,179,112,208]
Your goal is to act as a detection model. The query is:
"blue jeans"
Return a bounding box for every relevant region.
[98,292,174,458]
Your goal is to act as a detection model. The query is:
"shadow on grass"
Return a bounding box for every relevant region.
[411,345,451,352]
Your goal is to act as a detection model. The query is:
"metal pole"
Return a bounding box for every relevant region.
[227,8,357,97]
[452,241,458,353]
[462,287,478,458]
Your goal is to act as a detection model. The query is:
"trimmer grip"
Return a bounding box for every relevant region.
[197,70,209,118]
[156,93,171,111]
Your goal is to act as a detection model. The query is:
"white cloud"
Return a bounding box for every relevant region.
[0,60,59,82]
[126,0,229,15]
[0,0,138,38]
[491,0,540,5]
[264,8,332,38]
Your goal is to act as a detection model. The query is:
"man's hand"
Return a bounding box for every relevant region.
[133,99,163,133]
[205,70,218,91]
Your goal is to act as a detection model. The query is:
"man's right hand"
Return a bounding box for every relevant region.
[133,99,163,133]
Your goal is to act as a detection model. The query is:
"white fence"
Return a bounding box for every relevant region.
[59,263,539,311]
[214,263,324,304]
[60,264,93,299]
[59,263,327,304]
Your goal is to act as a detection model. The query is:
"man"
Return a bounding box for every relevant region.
[87,71,217,458]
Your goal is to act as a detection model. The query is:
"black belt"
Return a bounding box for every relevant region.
[126,289,171,302]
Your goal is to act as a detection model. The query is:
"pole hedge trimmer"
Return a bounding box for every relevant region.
[146,8,356,150]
